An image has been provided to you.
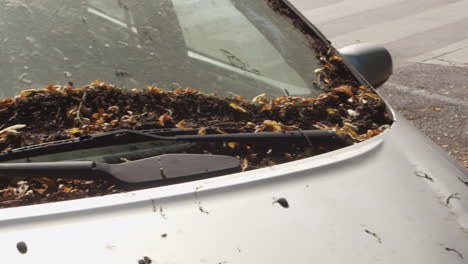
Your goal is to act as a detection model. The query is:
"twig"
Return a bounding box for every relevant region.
[76,92,87,125]
[446,193,461,205]
[414,171,434,182]
[458,177,468,187]
[445,247,464,259]
[0,113,18,131]
[364,229,382,244]
[54,107,61,124]
[295,128,313,147]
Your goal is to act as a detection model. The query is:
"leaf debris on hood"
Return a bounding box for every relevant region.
[0,80,391,209]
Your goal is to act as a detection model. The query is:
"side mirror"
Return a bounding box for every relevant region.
[338,43,393,88]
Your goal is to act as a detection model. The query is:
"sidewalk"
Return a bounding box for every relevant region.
[409,39,468,68]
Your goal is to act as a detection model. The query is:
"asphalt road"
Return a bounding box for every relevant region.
[291,0,468,167]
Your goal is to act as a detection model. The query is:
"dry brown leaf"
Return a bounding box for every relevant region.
[30,177,57,194]
[176,120,189,129]
[0,98,14,105]
[197,127,207,135]
[332,85,354,97]
[261,104,273,111]
[145,86,162,93]
[159,113,173,126]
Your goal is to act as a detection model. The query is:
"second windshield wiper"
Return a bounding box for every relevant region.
[0,128,350,161]
[0,154,241,183]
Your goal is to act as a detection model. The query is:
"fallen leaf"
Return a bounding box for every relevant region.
[329,56,343,62]
[229,102,248,113]
[67,127,83,135]
[197,127,207,135]
[0,124,26,135]
[30,178,57,194]
[159,113,173,126]
[176,120,189,129]
[145,86,162,93]
[215,128,228,134]
[332,85,354,97]
[251,93,269,105]
[227,142,239,149]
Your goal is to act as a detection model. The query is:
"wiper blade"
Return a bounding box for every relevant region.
[0,128,350,161]
[0,154,241,183]
[170,130,348,144]
[0,128,235,161]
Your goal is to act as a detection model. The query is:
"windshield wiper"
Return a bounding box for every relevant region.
[0,154,241,183]
[0,128,350,161]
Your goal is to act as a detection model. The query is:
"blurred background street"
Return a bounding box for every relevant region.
[291,0,468,167]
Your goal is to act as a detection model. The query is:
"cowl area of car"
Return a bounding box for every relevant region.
[0,112,466,263]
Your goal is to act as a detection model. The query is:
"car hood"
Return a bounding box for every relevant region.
[0,112,467,263]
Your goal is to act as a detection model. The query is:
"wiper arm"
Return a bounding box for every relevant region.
[0,154,241,183]
[170,130,347,144]
[0,128,350,161]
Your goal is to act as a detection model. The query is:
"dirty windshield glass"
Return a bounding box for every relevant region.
[0,0,321,99]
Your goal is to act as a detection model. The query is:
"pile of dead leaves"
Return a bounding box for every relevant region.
[0,81,392,208]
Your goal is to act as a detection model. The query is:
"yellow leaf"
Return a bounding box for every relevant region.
[329,56,343,62]
[244,122,256,129]
[145,86,162,93]
[229,102,248,113]
[67,127,83,135]
[227,142,239,149]
[257,120,286,132]
[216,129,228,134]
[176,120,189,129]
[90,80,102,86]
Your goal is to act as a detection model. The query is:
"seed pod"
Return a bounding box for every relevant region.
[108,106,120,114]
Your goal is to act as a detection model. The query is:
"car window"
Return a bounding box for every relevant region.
[173,0,310,93]
[0,0,322,99]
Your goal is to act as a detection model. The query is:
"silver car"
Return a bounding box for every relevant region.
[0,0,466,263]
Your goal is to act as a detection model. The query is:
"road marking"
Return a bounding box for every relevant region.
[298,0,404,25]
[330,0,468,48]
[408,38,468,65]
[319,0,460,38]
[384,83,468,107]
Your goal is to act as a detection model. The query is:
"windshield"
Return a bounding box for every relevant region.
[0,0,322,99]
